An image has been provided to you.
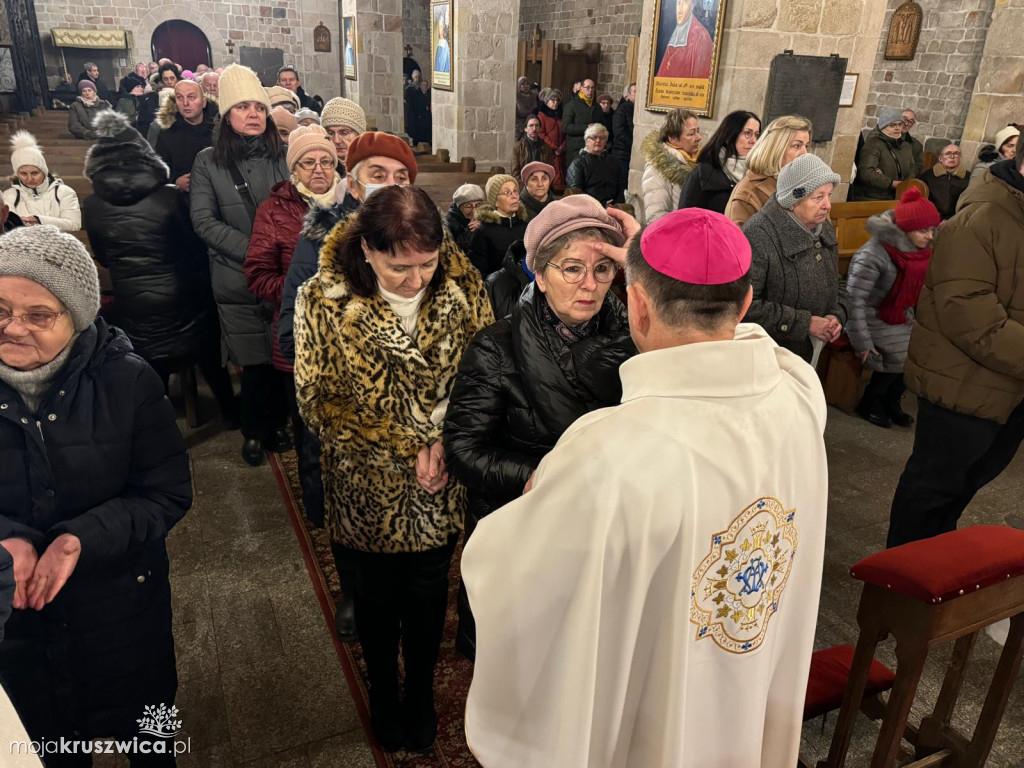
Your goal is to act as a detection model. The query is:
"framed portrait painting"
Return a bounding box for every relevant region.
[343,16,356,81]
[431,0,452,91]
[646,0,728,116]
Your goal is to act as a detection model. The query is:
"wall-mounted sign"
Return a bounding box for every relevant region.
[313,22,331,53]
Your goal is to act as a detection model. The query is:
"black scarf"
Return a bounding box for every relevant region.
[540,296,599,344]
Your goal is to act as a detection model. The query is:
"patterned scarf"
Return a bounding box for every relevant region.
[877,242,931,325]
[541,297,599,344]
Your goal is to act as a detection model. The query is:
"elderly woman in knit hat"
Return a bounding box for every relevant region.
[295,107,320,127]
[446,194,635,659]
[320,96,367,177]
[190,63,290,467]
[0,225,190,754]
[266,85,300,114]
[850,107,917,201]
[66,80,111,140]
[3,131,81,231]
[467,173,529,278]
[743,152,849,362]
[444,183,485,253]
[847,187,940,428]
[520,160,558,219]
[271,106,299,144]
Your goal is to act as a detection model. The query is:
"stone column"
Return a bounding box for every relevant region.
[431,0,518,169]
[342,0,403,134]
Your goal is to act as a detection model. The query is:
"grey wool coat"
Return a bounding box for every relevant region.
[845,211,916,373]
[742,195,849,362]
[190,141,288,367]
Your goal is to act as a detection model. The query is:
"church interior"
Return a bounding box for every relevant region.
[0,0,1023,765]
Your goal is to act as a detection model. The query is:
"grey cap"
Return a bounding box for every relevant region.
[0,225,100,331]
[776,153,841,210]
[453,183,485,207]
[877,107,905,131]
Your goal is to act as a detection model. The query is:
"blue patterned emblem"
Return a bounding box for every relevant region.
[736,556,769,596]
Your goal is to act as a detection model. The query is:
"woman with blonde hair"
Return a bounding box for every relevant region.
[725,114,812,226]
[640,108,700,223]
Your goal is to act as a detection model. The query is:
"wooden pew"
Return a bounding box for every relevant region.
[829,200,897,276]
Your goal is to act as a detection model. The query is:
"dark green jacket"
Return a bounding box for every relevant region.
[850,126,916,201]
[562,94,601,159]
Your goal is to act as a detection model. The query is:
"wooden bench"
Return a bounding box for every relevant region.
[829,201,896,277]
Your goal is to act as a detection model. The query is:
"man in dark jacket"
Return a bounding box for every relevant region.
[890,150,1024,547]
[562,78,601,158]
[918,144,970,220]
[277,66,322,113]
[511,116,555,180]
[155,80,217,193]
[612,83,636,181]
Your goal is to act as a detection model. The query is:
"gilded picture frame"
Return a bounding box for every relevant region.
[430,0,453,91]
[343,16,356,81]
[646,0,728,117]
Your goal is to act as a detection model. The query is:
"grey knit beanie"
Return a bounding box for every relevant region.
[776,153,841,209]
[876,107,904,131]
[0,225,100,331]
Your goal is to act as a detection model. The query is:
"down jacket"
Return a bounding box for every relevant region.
[485,241,532,319]
[83,144,214,365]
[566,150,626,206]
[67,97,111,139]
[640,131,694,223]
[742,195,849,362]
[844,211,919,373]
[444,282,635,522]
[293,217,495,553]
[0,320,190,741]
[467,203,529,279]
[2,176,81,231]
[904,163,1024,424]
[850,126,916,202]
[244,179,309,372]
[189,138,289,367]
[678,160,738,214]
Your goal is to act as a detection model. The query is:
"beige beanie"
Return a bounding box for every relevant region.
[271,106,298,135]
[286,124,338,170]
[485,174,519,207]
[265,85,300,109]
[218,64,270,116]
[320,97,367,133]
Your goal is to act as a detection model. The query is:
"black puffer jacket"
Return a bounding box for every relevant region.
[154,99,217,182]
[566,150,625,205]
[83,148,215,365]
[0,320,190,740]
[467,203,529,278]
[444,201,474,253]
[485,241,531,319]
[445,283,635,520]
[678,161,738,214]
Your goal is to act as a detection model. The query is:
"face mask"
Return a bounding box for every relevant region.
[363,182,392,199]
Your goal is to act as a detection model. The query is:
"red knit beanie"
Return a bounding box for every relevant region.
[893,187,940,232]
[344,132,417,183]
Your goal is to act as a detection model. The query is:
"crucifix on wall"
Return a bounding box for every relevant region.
[884,1,922,61]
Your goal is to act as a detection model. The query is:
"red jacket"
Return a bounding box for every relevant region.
[244,180,308,372]
[536,104,566,186]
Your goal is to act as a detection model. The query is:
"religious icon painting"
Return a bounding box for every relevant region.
[690,496,799,654]
[646,0,728,116]
[431,0,453,91]
[343,16,357,81]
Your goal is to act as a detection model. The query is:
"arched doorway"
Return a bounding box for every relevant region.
[151,20,212,71]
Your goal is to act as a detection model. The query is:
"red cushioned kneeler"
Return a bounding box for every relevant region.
[804,644,895,721]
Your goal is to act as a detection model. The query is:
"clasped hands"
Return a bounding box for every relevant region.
[415,442,448,494]
[809,314,842,343]
[0,533,81,611]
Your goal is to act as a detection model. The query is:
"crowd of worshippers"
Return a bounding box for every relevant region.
[1,57,1024,764]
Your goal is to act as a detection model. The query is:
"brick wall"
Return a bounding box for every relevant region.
[517,0,644,97]
[403,0,431,80]
[33,0,341,103]
[862,0,994,150]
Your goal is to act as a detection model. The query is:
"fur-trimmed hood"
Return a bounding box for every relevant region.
[641,130,695,186]
[866,209,918,253]
[930,162,967,180]
[474,202,529,225]
[85,111,169,205]
[300,201,351,242]
[156,90,218,130]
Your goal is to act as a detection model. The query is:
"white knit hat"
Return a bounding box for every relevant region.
[995,126,1020,153]
[320,97,367,133]
[218,64,270,116]
[10,131,47,177]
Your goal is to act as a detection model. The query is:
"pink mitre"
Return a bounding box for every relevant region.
[639,208,751,284]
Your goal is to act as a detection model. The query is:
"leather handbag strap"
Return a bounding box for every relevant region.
[227,161,259,221]
[882,141,903,183]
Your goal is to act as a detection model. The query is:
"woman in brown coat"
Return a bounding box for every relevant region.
[725,114,812,227]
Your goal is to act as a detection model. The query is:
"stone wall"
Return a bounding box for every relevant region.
[403,0,431,79]
[862,0,994,150]
[517,0,644,97]
[432,0,518,167]
[32,0,341,103]
[341,0,403,133]
[629,0,890,207]
[959,0,1024,166]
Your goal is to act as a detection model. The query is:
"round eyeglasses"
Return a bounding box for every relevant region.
[546,260,618,284]
[0,309,66,332]
[296,158,336,171]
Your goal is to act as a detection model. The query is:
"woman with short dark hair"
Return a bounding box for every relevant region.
[190,64,289,466]
[679,110,761,214]
[294,185,493,753]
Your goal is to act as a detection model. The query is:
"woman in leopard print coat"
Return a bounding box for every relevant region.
[293,185,494,752]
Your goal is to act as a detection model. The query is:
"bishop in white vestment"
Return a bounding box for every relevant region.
[462,208,829,767]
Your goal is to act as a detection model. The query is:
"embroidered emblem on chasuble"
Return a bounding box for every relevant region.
[690,497,799,654]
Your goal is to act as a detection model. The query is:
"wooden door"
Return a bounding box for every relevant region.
[151,20,212,71]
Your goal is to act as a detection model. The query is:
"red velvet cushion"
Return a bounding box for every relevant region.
[804,644,895,721]
[850,526,1024,604]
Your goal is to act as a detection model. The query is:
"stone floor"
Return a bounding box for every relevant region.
[99,389,1024,767]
